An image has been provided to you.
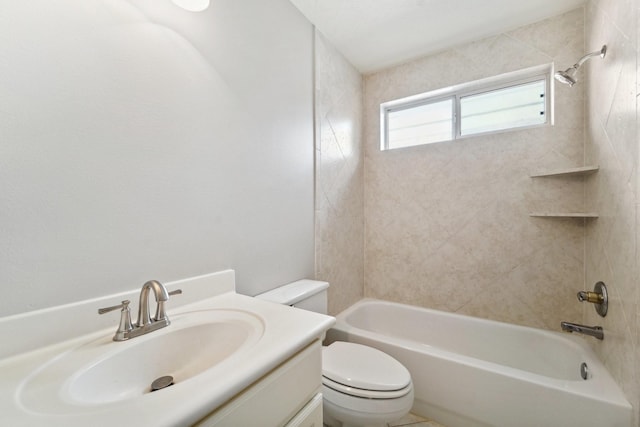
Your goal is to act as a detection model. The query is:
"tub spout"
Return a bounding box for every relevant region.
[561,321,604,340]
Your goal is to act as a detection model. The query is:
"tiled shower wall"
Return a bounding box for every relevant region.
[314,31,365,315]
[315,2,640,418]
[584,0,639,421]
[362,9,586,330]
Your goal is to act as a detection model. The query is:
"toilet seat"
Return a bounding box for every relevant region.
[322,342,412,398]
[322,376,412,399]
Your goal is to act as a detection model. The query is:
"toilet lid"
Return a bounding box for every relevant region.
[322,342,411,392]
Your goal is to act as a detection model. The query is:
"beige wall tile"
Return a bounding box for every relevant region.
[363,8,587,329]
[314,31,365,315]
[584,0,638,422]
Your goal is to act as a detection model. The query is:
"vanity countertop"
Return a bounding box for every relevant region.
[0,270,334,426]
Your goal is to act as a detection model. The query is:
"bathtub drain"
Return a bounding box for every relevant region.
[580,362,589,380]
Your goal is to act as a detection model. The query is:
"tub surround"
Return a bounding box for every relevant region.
[362,8,586,331]
[0,270,334,426]
[314,30,365,316]
[584,0,639,422]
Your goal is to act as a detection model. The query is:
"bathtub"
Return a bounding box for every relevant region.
[324,299,632,427]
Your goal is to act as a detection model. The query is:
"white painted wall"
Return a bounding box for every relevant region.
[0,0,314,316]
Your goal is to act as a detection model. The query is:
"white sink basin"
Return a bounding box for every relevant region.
[18,309,264,414]
[1,271,335,427]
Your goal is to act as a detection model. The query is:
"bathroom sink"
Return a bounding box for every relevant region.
[17,309,264,414]
[1,271,335,427]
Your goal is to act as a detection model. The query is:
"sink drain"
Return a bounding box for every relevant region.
[151,375,174,392]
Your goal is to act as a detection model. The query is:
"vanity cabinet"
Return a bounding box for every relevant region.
[195,340,323,427]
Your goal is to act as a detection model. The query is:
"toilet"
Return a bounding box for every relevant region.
[256,280,414,427]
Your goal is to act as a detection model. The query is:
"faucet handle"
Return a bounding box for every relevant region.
[98,300,134,341]
[98,300,131,314]
[576,281,608,317]
[168,289,183,297]
[577,291,603,304]
[98,299,133,341]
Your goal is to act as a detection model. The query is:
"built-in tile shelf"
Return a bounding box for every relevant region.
[529,166,599,219]
[530,165,599,178]
[529,212,599,218]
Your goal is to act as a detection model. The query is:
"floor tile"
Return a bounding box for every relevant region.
[388,412,447,427]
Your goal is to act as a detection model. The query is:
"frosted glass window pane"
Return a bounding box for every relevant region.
[460,80,546,136]
[387,98,453,149]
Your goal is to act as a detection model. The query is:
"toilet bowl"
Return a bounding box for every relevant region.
[255,280,414,427]
[321,341,414,427]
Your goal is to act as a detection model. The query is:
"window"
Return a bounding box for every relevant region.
[386,97,453,148]
[381,65,551,150]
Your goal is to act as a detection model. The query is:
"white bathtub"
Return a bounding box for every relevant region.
[325,299,632,427]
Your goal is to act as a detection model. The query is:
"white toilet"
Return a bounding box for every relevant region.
[256,280,414,427]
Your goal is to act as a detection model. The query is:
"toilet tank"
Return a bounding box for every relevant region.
[255,280,329,314]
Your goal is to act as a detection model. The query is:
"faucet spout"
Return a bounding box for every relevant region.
[137,280,170,327]
[99,281,181,341]
[561,321,604,340]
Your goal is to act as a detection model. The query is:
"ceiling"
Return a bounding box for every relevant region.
[289,0,586,74]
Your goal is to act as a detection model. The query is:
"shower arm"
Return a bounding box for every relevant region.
[570,45,607,71]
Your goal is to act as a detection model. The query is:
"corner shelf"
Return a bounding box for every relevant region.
[529,212,599,218]
[530,165,599,178]
[529,165,599,219]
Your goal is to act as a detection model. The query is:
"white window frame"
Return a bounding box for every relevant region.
[380,64,553,150]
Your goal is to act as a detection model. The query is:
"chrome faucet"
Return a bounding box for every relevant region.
[137,280,170,328]
[98,280,182,341]
[561,321,604,340]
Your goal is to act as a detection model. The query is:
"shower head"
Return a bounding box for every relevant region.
[554,69,577,87]
[554,45,607,87]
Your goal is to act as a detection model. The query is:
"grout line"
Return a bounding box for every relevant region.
[391,423,437,427]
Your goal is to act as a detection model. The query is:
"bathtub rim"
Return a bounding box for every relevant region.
[329,298,631,409]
